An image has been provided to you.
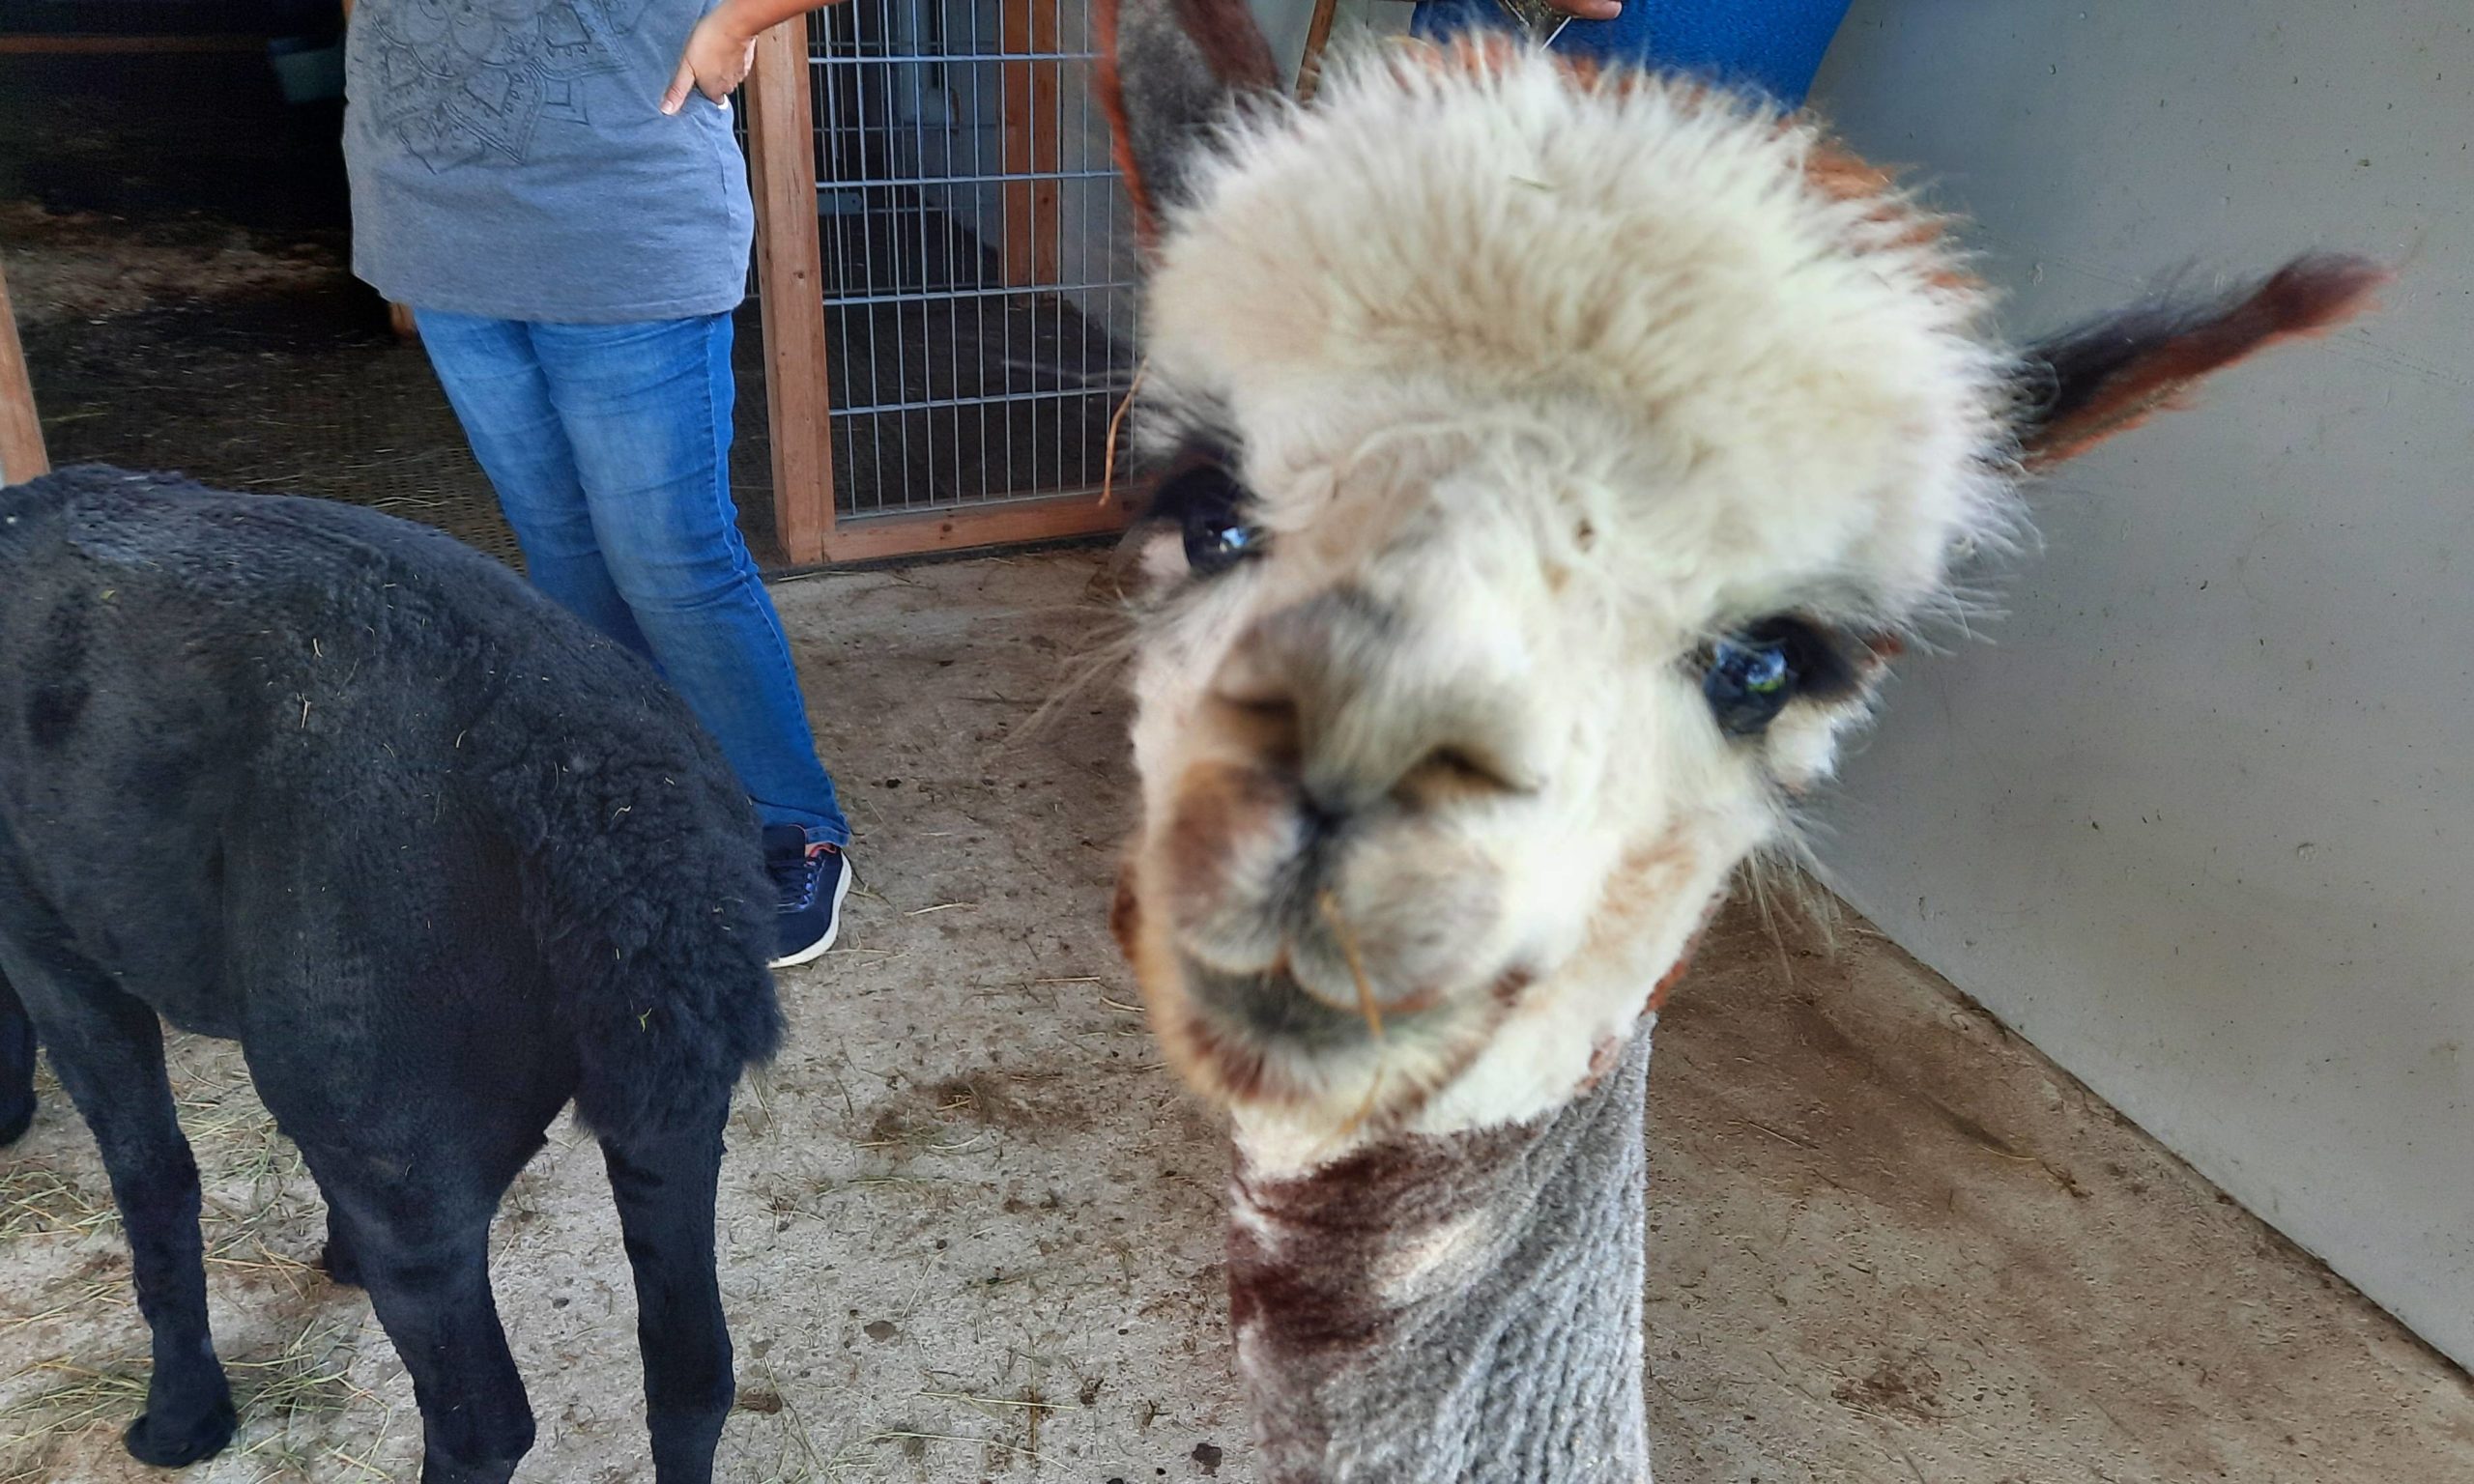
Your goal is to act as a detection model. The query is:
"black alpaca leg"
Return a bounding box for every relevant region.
[600,1104,736,1484]
[311,1166,536,1484]
[258,968,566,1484]
[0,971,34,1147]
[8,954,234,1465]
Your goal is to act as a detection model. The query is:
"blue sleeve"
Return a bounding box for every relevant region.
[1408,0,1852,108]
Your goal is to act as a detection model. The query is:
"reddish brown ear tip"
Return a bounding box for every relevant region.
[2255,253,2393,335]
[2019,251,2392,471]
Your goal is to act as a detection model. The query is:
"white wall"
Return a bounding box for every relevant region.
[1807,4,2473,1367]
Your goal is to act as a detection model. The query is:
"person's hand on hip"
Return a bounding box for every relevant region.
[664,0,860,114]
[663,2,762,114]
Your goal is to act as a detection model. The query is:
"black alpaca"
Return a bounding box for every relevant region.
[0,467,783,1484]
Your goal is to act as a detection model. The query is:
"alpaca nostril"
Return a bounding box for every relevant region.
[1426,747,1510,790]
[1204,691,1304,771]
[1266,718,1536,823]
[1213,618,1304,712]
[1392,744,1535,811]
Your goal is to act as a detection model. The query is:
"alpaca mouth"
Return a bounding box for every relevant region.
[1178,953,1400,1048]
[1119,841,1529,1114]
[1165,944,1535,1121]
[1117,857,1387,1102]
[1160,815,1511,1020]
[1138,950,1392,1110]
[1175,911,1453,1019]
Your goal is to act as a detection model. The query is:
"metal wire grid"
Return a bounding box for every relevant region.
[798,0,1139,516]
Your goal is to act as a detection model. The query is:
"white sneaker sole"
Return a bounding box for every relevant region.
[768,857,853,970]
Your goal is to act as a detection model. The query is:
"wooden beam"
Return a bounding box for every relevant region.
[0,259,47,485]
[999,0,1061,286]
[808,490,1131,567]
[0,34,272,55]
[742,17,836,567]
[1292,0,1343,101]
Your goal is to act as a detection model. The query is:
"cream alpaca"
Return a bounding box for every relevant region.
[1094,9,2381,1479]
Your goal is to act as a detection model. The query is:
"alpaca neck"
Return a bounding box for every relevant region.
[1226,1031,1654,1483]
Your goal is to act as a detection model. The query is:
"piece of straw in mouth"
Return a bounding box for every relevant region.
[1317,889,1386,1043]
[1317,889,1394,1140]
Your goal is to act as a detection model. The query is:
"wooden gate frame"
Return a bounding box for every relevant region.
[741,18,1134,568]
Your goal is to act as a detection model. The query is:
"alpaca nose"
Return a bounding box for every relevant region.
[1211,589,1535,820]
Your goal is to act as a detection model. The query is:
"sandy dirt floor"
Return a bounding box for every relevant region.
[2,550,2469,1483]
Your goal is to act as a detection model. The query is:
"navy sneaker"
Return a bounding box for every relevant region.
[764,824,852,969]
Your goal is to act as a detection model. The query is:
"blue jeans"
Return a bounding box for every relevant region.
[1411,0,1850,107]
[416,309,851,849]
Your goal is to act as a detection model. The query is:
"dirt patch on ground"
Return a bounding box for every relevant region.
[1646,903,2474,1484]
[0,52,536,563]
[0,200,338,330]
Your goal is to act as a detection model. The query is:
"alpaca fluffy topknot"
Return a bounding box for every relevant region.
[1140,43,2020,627]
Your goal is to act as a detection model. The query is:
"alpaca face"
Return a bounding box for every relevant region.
[1108,54,2013,1170]
[1096,4,2379,1182]
[1097,36,2386,1180]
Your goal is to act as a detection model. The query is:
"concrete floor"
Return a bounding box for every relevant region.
[2,551,2469,1483]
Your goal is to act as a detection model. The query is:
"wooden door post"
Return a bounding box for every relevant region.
[1293,0,1341,100]
[743,18,835,566]
[1000,0,1062,286]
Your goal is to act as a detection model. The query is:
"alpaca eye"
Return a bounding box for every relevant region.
[1152,462,1264,577]
[1705,638,1796,735]
[1185,508,1261,574]
[1702,618,1849,737]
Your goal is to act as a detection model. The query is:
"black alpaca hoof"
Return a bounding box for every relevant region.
[320,1237,364,1288]
[123,1397,238,1468]
[0,1091,31,1148]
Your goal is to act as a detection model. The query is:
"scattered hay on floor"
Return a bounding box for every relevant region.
[0,1067,117,1244]
[0,1315,397,1480]
[221,1316,401,1482]
[0,1277,118,1339]
[164,1042,327,1284]
[0,201,340,329]
[0,1355,146,1441]
[0,1042,320,1263]
[0,1042,353,1472]
[734,1360,885,1484]
[0,1163,117,1244]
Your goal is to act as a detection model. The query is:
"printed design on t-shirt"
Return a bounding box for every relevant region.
[363,0,662,169]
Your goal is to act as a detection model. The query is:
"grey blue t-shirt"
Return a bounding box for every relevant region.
[342,0,755,323]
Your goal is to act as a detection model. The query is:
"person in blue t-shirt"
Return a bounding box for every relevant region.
[343,0,860,969]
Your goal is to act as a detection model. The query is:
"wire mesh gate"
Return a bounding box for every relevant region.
[742,0,1141,566]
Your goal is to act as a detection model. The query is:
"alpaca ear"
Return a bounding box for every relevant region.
[2013,254,2388,471]
[1095,0,1280,250]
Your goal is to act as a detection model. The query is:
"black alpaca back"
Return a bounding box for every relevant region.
[0,466,780,1137]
